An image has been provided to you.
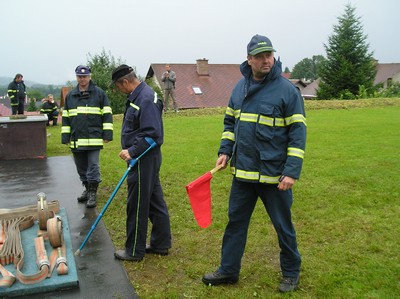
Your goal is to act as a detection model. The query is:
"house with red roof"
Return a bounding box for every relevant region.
[146,59,313,109]
[146,59,242,109]
[0,98,11,116]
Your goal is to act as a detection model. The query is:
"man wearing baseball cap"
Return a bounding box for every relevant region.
[202,34,307,293]
[110,64,171,262]
[61,65,113,208]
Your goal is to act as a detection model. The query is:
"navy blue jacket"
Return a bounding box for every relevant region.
[61,80,113,150]
[121,82,164,158]
[7,80,26,105]
[219,58,307,183]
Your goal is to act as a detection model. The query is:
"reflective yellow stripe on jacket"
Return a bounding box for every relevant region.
[61,126,70,134]
[103,123,113,131]
[230,167,281,184]
[222,110,307,141]
[103,106,112,114]
[130,103,140,110]
[69,138,104,148]
[288,147,305,159]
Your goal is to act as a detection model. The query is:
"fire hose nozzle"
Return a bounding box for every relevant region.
[37,192,47,210]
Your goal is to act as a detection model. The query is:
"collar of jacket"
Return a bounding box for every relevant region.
[127,81,145,103]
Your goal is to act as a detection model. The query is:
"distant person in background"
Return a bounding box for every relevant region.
[62,65,113,208]
[161,64,178,112]
[7,74,26,115]
[40,94,59,126]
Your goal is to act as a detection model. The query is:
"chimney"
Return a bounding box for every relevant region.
[196,58,209,76]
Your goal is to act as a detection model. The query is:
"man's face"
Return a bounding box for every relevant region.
[76,75,91,89]
[16,76,23,83]
[247,51,275,80]
[165,65,170,72]
[114,79,129,94]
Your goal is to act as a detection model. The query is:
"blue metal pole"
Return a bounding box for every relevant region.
[75,137,157,255]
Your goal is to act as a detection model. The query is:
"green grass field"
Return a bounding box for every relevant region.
[46,98,400,298]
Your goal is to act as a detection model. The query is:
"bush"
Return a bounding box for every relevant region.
[339,89,356,100]
[27,98,38,112]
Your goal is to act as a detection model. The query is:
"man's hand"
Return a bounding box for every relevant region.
[216,154,229,169]
[119,149,132,162]
[278,176,296,191]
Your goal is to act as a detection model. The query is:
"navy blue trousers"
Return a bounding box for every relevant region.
[218,178,301,278]
[125,148,171,258]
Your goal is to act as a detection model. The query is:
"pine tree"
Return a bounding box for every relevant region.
[27,98,38,112]
[317,4,376,99]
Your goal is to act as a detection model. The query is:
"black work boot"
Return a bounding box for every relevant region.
[279,276,299,293]
[77,182,88,203]
[86,182,98,208]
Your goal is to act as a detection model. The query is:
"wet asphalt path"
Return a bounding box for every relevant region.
[0,156,138,299]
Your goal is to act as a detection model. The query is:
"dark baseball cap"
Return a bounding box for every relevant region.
[75,65,91,76]
[247,34,276,56]
[110,64,134,86]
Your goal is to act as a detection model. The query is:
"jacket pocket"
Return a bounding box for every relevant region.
[260,150,286,176]
[256,104,275,141]
[122,111,139,136]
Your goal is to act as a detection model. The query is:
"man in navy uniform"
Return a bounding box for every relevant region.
[7,74,26,115]
[202,35,307,293]
[62,65,113,208]
[110,64,171,261]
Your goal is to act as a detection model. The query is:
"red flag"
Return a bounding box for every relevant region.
[185,165,223,228]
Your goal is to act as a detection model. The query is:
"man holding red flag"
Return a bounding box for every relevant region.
[202,34,307,293]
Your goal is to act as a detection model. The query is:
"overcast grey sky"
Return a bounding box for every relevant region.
[1,0,399,85]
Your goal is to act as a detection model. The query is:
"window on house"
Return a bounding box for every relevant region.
[192,86,202,95]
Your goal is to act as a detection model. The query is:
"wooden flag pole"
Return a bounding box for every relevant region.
[210,164,224,175]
